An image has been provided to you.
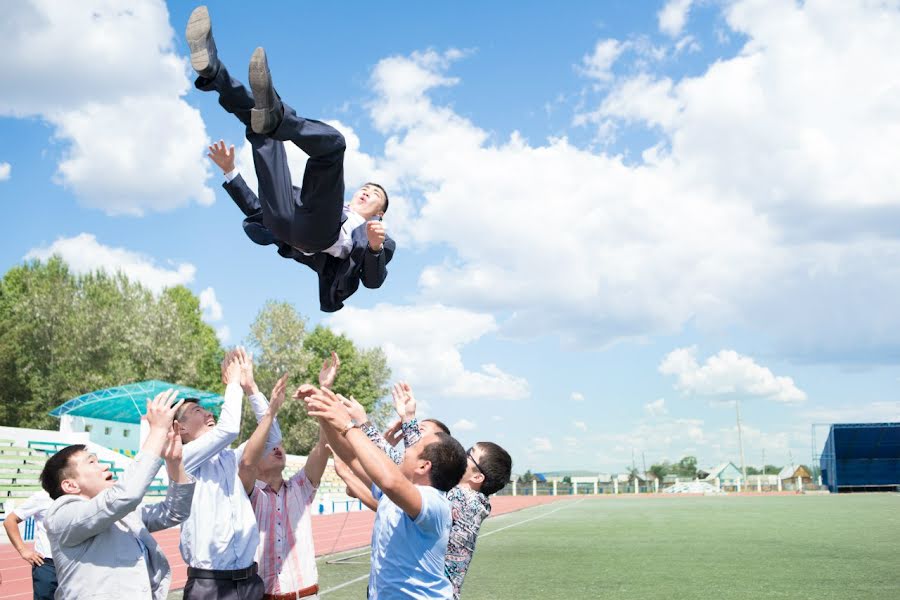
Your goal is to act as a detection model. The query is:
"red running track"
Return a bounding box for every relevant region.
[0,495,565,599]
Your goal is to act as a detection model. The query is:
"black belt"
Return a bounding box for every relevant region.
[187,563,258,581]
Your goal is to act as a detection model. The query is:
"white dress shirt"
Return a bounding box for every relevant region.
[12,491,52,559]
[179,381,282,570]
[224,169,365,259]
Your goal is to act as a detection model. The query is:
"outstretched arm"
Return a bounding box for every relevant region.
[237,347,283,453]
[238,373,288,494]
[209,140,262,217]
[333,453,379,511]
[50,391,184,546]
[307,388,424,519]
[392,382,422,448]
[181,352,243,472]
[342,393,405,465]
[142,423,196,532]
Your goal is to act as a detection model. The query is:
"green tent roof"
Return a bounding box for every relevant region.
[49,380,224,424]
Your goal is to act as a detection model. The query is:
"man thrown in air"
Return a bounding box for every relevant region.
[187,5,395,312]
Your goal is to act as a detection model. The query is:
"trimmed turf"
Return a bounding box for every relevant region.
[313,494,899,599]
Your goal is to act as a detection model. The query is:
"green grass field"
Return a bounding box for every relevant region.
[313,494,899,599]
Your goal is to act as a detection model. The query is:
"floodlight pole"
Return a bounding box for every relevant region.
[736,399,747,482]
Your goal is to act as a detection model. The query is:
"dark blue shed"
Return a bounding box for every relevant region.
[820,423,900,493]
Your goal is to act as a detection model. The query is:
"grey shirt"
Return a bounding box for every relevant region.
[45,452,195,600]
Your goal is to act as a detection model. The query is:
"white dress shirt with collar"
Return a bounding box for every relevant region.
[178,381,282,570]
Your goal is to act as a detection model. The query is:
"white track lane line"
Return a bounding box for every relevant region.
[319,499,585,596]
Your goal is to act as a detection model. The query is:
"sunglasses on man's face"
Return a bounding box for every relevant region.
[467,448,484,475]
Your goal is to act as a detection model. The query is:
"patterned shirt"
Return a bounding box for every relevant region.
[250,469,319,594]
[445,487,491,600]
[361,418,421,465]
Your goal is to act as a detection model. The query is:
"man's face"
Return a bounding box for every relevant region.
[348,184,386,220]
[419,421,443,437]
[258,444,286,474]
[177,402,216,443]
[401,432,440,482]
[462,444,486,486]
[63,451,114,499]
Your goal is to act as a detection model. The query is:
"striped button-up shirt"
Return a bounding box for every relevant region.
[250,469,319,594]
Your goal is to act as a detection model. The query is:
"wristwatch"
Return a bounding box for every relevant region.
[339,421,357,437]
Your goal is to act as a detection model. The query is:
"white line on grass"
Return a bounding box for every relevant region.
[478,498,585,540]
[319,499,585,596]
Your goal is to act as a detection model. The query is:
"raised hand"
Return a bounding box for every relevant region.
[318,351,340,388]
[162,423,183,463]
[338,394,367,424]
[366,220,386,252]
[292,383,319,402]
[305,387,352,430]
[207,140,235,174]
[145,389,184,432]
[163,422,190,483]
[383,419,403,446]
[235,346,259,395]
[391,382,417,421]
[269,372,289,415]
[221,350,241,385]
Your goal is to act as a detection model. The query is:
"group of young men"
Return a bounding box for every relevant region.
[5,6,515,598]
[10,347,512,599]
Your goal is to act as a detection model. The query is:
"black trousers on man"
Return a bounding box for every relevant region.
[196,64,347,252]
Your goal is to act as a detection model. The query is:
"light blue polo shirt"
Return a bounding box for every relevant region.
[368,484,453,599]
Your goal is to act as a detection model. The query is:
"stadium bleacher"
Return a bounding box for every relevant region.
[0,439,48,518]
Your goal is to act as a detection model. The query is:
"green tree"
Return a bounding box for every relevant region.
[242,302,391,455]
[518,470,535,484]
[648,461,671,482]
[0,258,223,429]
[675,456,698,478]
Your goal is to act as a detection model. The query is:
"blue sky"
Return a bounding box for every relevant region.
[2,0,899,473]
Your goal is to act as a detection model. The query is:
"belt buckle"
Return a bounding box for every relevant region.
[232,567,249,581]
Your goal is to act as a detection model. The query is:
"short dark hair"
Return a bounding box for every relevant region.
[421,433,467,492]
[422,418,451,435]
[40,444,87,500]
[474,442,513,496]
[366,182,389,213]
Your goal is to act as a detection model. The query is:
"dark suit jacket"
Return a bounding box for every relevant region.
[224,175,395,312]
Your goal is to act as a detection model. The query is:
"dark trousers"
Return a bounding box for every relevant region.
[32,559,57,600]
[182,573,265,600]
[196,65,346,252]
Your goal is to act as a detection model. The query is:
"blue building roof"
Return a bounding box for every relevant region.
[49,380,224,424]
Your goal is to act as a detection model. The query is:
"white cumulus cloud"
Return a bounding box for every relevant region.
[658,0,694,37]
[326,304,529,400]
[0,0,213,214]
[659,347,806,403]
[357,1,900,362]
[571,392,585,402]
[0,162,10,181]
[199,287,223,322]
[452,419,477,432]
[25,233,195,293]
[573,420,588,432]
[645,398,668,417]
[579,39,625,82]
